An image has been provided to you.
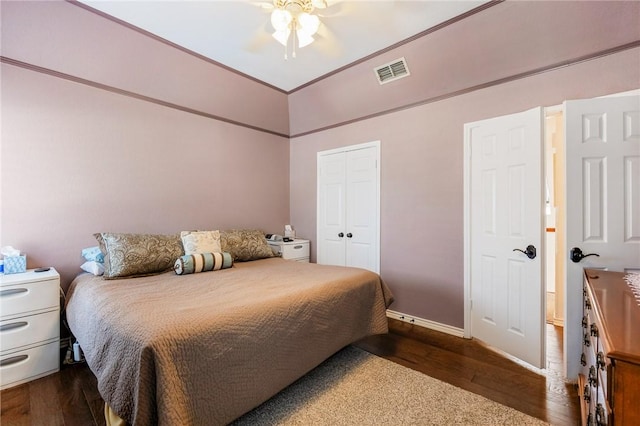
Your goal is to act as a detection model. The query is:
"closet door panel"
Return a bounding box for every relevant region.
[317,143,379,273]
[317,152,347,266]
[345,148,378,272]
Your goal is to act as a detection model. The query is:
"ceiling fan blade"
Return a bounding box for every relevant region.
[313,23,343,57]
[317,0,356,18]
[244,19,276,53]
[248,1,274,11]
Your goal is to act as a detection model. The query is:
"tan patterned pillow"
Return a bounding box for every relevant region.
[220,229,275,262]
[180,230,221,255]
[95,233,184,279]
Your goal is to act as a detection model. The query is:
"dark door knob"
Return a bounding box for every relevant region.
[346,233,353,238]
[513,245,536,259]
[570,247,600,263]
[338,232,344,238]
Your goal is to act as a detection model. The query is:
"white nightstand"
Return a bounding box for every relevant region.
[0,268,60,390]
[268,239,310,262]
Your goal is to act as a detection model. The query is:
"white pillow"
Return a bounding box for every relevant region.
[81,260,105,276]
[180,230,222,255]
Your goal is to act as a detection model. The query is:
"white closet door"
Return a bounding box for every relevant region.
[317,151,347,267]
[317,142,380,273]
[345,147,379,272]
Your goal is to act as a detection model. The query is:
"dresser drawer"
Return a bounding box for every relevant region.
[0,280,59,319]
[0,341,59,390]
[0,310,59,354]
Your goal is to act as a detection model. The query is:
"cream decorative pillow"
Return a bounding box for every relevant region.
[180,230,222,255]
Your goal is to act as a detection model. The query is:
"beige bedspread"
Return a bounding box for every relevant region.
[65,258,393,425]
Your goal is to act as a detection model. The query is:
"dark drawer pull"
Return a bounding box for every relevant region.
[589,365,598,387]
[0,321,28,333]
[0,354,29,367]
[596,352,606,370]
[595,403,606,425]
[0,288,28,298]
[293,245,303,249]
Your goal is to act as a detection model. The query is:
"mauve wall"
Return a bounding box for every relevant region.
[1,1,289,135]
[288,1,640,136]
[1,2,290,289]
[289,1,640,328]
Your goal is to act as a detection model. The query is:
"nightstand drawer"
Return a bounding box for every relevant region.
[268,239,310,261]
[0,341,59,390]
[0,280,59,319]
[0,310,60,354]
[281,243,310,260]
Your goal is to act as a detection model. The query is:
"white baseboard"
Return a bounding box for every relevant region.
[386,309,465,338]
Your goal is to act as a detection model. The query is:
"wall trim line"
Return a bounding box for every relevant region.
[289,0,503,93]
[290,40,640,139]
[0,56,289,139]
[4,38,637,141]
[68,0,502,96]
[67,0,288,95]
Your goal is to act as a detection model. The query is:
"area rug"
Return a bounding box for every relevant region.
[232,346,547,425]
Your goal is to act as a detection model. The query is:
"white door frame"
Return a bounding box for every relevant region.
[316,140,381,273]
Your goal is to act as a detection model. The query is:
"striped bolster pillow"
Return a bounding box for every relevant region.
[174,252,233,275]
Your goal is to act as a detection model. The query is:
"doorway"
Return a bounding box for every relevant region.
[544,109,565,328]
[465,89,640,378]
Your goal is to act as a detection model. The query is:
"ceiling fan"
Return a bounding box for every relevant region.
[249,0,349,59]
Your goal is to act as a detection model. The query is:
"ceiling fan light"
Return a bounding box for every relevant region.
[297,13,320,36]
[271,9,292,31]
[296,31,315,48]
[272,28,291,46]
[311,0,327,9]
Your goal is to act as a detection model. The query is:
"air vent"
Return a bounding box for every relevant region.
[374,57,410,85]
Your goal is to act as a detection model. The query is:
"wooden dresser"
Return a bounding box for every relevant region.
[579,269,640,425]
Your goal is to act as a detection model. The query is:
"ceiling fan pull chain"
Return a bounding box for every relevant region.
[292,30,297,59]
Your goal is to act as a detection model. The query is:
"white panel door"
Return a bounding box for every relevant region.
[345,147,379,272]
[564,95,640,379]
[317,142,380,273]
[467,107,545,369]
[317,151,347,267]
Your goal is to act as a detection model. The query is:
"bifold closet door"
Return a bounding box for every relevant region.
[317,143,379,273]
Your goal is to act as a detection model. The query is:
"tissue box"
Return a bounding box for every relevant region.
[4,255,26,274]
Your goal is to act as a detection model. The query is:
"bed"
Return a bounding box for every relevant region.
[65,256,393,425]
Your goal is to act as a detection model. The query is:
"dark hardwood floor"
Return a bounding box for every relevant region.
[1,318,579,425]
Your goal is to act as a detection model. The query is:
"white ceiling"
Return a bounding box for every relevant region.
[79,1,487,92]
